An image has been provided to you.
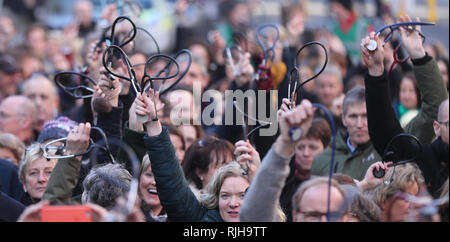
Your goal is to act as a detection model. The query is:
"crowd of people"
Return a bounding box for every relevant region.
[0,0,448,223]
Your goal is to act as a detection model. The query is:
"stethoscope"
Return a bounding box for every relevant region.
[286,41,340,221]
[372,133,423,185]
[362,21,435,76]
[42,126,115,164]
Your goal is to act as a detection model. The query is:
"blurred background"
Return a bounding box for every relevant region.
[0,0,448,53]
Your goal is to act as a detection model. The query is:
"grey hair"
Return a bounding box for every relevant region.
[342,86,366,115]
[81,163,132,210]
[21,74,58,98]
[315,64,343,85]
[18,143,43,184]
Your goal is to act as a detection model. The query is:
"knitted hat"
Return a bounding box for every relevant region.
[37,116,78,143]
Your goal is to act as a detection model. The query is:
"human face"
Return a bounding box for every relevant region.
[139,165,161,210]
[0,147,18,166]
[384,181,419,222]
[168,90,197,123]
[295,138,325,170]
[23,79,58,131]
[180,62,206,90]
[0,71,17,98]
[315,73,343,108]
[294,184,345,222]
[178,125,197,150]
[27,28,47,58]
[434,101,449,145]
[342,102,370,147]
[23,156,56,201]
[170,134,185,163]
[198,151,233,188]
[0,100,23,135]
[218,176,249,222]
[190,44,210,65]
[437,60,448,87]
[130,53,147,83]
[399,77,418,109]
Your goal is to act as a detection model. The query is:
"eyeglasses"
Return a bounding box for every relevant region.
[298,210,344,222]
[437,120,449,128]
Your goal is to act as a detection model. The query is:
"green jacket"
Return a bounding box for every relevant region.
[311,131,381,181]
[144,126,223,222]
[403,55,449,144]
[42,157,81,205]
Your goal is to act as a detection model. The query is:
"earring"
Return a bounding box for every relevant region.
[200,177,204,181]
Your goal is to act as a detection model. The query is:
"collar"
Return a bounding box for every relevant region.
[347,137,356,153]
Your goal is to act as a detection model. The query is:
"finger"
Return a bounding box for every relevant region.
[235,140,247,147]
[83,122,91,137]
[77,123,86,137]
[415,17,421,32]
[235,146,251,155]
[136,106,150,114]
[237,154,252,163]
[385,161,394,168]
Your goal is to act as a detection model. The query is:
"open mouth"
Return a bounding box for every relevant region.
[147,189,158,195]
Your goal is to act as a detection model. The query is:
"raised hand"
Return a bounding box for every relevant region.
[361,32,385,76]
[134,92,162,136]
[97,66,122,107]
[357,161,393,190]
[398,15,427,59]
[65,123,91,161]
[234,140,261,181]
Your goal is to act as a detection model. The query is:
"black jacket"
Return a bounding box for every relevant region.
[0,158,24,202]
[0,191,25,222]
[365,55,449,197]
[144,127,223,222]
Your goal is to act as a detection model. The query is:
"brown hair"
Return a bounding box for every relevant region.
[400,72,422,108]
[162,121,186,151]
[182,135,234,190]
[304,118,332,147]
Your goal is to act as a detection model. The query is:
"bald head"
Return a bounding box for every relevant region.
[438,99,449,122]
[1,95,37,117]
[0,95,37,142]
[434,99,449,145]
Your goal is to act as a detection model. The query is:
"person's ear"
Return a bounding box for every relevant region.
[195,168,205,182]
[433,120,441,137]
[341,113,347,127]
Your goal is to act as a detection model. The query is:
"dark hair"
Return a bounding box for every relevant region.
[400,72,422,108]
[25,23,48,40]
[182,136,234,189]
[304,118,332,148]
[162,122,186,151]
[330,0,353,12]
[185,38,214,64]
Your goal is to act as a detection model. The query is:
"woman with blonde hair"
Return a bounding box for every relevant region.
[368,163,425,222]
[18,143,57,205]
